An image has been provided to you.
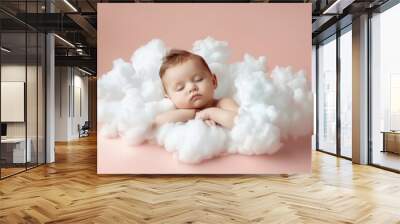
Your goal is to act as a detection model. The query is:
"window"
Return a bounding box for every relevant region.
[317,36,337,154]
[340,28,352,158]
[371,2,400,171]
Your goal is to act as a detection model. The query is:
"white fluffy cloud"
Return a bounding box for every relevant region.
[98,36,313,164]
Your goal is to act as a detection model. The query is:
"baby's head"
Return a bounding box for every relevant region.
[159,49,217,109]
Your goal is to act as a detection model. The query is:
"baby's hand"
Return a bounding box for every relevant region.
[196,108,218,127]
[204,119,216,127]
[195,108,214,121]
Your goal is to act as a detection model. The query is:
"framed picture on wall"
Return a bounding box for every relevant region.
[1,81,25,122]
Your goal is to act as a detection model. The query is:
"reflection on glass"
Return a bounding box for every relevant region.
[318,37,337,154]
[27,31,38,169]
[390,75,400,130]
[371,3,400,171]
[38,33,46,165]
[340,29,352,158]
[1,32,27,177]
[0,2,46,179]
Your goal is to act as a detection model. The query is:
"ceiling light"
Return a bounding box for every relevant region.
[1,47,11,53]
[63,0,78,12]
[78,67,93,76]
[322,0,354,15]
[54,34,75,48]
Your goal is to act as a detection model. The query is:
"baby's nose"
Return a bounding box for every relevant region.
[189,83,198,92]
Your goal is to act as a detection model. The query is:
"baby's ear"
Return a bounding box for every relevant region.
[212,73,218,88]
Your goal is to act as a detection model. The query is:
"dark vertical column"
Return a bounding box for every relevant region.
[367,11,373,165]
[316,45,320,150]
[44,0,48,165]
[336,27,341,157]
[25,0,28,171]
[36,0,39,167]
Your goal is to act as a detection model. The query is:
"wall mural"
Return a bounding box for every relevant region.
[97,3,312,174]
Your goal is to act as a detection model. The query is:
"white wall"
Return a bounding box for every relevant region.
[1,63,46,164]
[1,65,41,137]
[71,73,89,138]
[55,66,69,141]
[55,67,89,141]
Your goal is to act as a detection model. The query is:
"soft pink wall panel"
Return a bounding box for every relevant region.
[98,4,311,78]
[98,3,312,174]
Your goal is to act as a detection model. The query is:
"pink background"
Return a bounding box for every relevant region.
[97,3,312,174]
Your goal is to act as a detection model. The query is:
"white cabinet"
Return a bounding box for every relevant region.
[1,138,32,163]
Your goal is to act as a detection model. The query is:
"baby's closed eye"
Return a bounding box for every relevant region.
[193,75,203,82]
[175,84,184,91]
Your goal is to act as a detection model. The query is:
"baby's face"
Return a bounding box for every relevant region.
[162,59,217,109]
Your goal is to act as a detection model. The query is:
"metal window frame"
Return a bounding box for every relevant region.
[316,0,400,173]
[367,0,400,173]
[315,23,353,162]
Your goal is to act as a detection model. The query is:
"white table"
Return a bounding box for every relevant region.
[381,131,400,154]
[1,138,32,163]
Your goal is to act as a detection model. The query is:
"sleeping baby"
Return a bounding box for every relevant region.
[153,49,239,129]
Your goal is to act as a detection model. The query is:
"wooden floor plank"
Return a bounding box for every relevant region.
[0,135,400,223]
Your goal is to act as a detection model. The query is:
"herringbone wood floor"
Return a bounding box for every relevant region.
[1,135,400,223]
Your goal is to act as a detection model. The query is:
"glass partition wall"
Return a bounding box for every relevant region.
[317,35,337,155]
[370,3,400,172]
[0,1,46,179]
[0,30,27,177]
[339,27,352,159]
[316,0,400,172]
[316,26,352,159]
